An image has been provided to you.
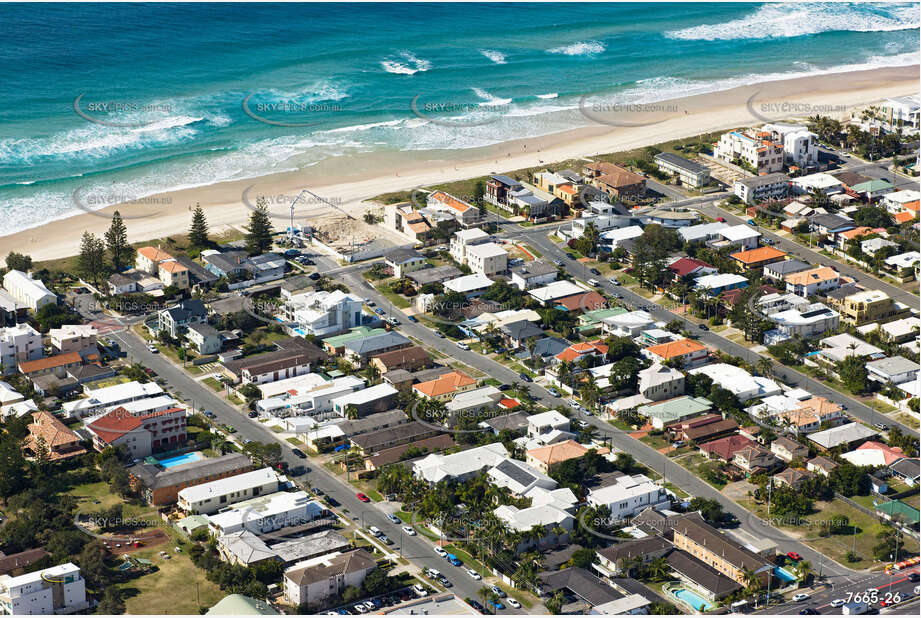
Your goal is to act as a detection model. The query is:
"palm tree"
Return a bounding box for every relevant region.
[479,586,497,614]
[526,336,538,369]
[795,560,812,584]
[546,591,565,615]
[344,404,359,420]
[647,557,670,582]
[756,357,773,378]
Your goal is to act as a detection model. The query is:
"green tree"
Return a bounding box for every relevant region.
[838,356,868,395]
[4,252,32,272]
[77,231,106,287]
[474,180,486,220]
[104,211,131,271]
[97,587,126,614]
[244,196,275,255]
[189,202,210,247]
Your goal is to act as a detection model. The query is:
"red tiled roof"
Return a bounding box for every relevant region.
[429,191,474,214]
[555,291,607,312]
[19,352,82,374]
[668,258,713,277]
[87,407,144,444]
[700,435,753,460]
[555,340,608,362]
[645,338,706,361]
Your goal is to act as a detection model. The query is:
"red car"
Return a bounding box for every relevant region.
[716,217,726,222]
[356,492,370,503]
[786,551,803,561]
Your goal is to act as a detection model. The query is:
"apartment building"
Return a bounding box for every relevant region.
[449,228,490,264]
[49,324,98,354]
[586,473,670,521]
[654,152,710,188]
[85,405,187,458]
[762,123,818,167]
[465,242,508,276]
[1,270,56,311]
[426,190,480,227]
[0,563,87,615]
[714,130,784,174]
[732,172,790,205]
[127,452,254,506]
[670,514,772,585]
[178,467,284,515]
[582,162,646,197]
[281,290,365,338]
[0,323,42,375]
[784,266,840,297]
[283,550,377,608]
[833,290,910,326]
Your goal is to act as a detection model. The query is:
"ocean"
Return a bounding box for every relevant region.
[0,2,918,235]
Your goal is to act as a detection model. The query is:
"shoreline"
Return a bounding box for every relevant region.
[3,64,918,267]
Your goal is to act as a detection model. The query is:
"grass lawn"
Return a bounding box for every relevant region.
[639,432,671,451]
[66,481,153,519]
[865,399,898,414]
[201,376,222,390]
[442,543,487,575]
[894,413,920,429]
[117,540,224,615]
[373,281,411,309]
[903,493,920,509]
[519,244,542,259]
[285,437,305,446]
[738,497,919,570]
[483,378,502,388]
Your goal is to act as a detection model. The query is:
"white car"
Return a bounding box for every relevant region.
[457,342,470,351]
[829,599,844,608]
[608,277,621,285]
[568,399,580,409]
[363,601,376,611]
[413,584,428,597]
[508,599,521,609]
[434,546,447,557]
[368,525,381,536]
[466,568,482,580]
[792,593,810,602]
[354,605,368,614]
[402,525,416,536]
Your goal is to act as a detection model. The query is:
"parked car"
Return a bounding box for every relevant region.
[608,277,620,285]
[488,600,505,611]
[909,573,919,583]
[588,278,600,287]
[374,307,385,315]
[434,547,447,557]
[434,330,446,338]
[716,217,726,222]
[786,552,802,561]
[309,272,321,280]
[491,586,506,598]
[469,600,484,611]
[798,609,817,615]
[508,599,521,609]
[247,411,258,418]
[874,423,890,431]
[568,399,580,409]
[552,259,563,267]
[356,492,370,503]
[466,568,481,580]
[589,268,601,276]
[368,526,382,536]
[546,387,560,397]
[565,252,576,259]
[519,373,532,382]
[412,584,428,597]
[699,323,709,330]
[438,577,452,588]
[353,605,368,614]
[402,525,416,535]
[387,514,401,524]
[291,448,306,459]
[793,593,810,602]
[379,535,393,545]
[407,315,418,322]
[830,599,845,608]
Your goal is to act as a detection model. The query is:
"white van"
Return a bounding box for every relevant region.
[587,278,600,287]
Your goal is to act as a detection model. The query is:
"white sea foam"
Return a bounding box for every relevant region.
[472,87,512,107]
[667,2,920,41]
[536,93,559,99]
[480,49,507,64]
[381,51,432,75]
[547,40,605,56]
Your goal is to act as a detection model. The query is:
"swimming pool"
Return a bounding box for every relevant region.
[671,587,715,612]
[157,452,203,468]
[774,566,797,583]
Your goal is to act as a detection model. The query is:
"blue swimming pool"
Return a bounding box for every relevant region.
[158,452,203,468]
[671,587,714,612]
[774,566,797,583]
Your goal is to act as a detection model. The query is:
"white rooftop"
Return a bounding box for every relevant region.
[63,380,164,414]
[465,242,508,259]
[414,442,508,484]
[446,385,503,411]
[689,363,781,400]
[720,224,761,242]
[694,273,748,290]
[679,222,729,242]
[443,273,495,294]
[528,280,585,302]
[885,189,921,204]
[454,228,490,242]
[179,467,281,504]
[528,410,570,429]
[330,383,397,408]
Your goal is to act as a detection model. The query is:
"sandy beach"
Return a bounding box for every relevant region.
[2,64,917,266]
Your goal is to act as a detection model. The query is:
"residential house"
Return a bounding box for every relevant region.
[782,397,844,435]
[509,260,558,290]
[158,299,208,338]
[694,273,749,297]
[427,190,480,227]
[889,458,920,487]
[527,411,570,440]
[860,237,900,257]
[810,213,854,237]
[762,123,818,167]
[1,270,56,311]
[763,259,811,282]
[771,436,808,463]
[784,266,840,297]
[382,248,426,278]
[654,152,710,187]
[385,203,436,245]
[637,362,685,402]
[675,417,739,444]
[642,338,708,368]
[688,363,781,401]
[773,467,813,490]
[601,310,655,338]
[732,445,780,475]
[808,422,878,451]
[499,320,545,351]
[668,257,718,280]
[23,411,86,462]
[733,172,790,205]
[806,456,838,477]
[158,259,190,289]
[283,550,378,609]
[330,383,397,418]
[883,190,921,215]
[834,290,909,326]
[841,441,908,468]
[442,273,494,298]
[817,333,884,365]
[413,370,476,402]
[665,550,742,603]
[62,380,166,419]
[350,421,443,456]
[792,173,844,196]
[206,491,325,536]
[595,537,672,577]
[341,332,410,367]
[637,396,712,430]
[730,246,788,271]
[640,208,700,228]
[449,228,490,264]
[866,356,919,385]
[526,440,594,474]
[413,442,509,484]
[369,346,431,375]
[586,473,670,521]
[763,302,840,345]
[136,246,175,275]
[222,338,327,384]
[583,162,646,198]
[186,323,223,355]
[485,175,524,209]
[700,435,755,462]
[679,222,729,245]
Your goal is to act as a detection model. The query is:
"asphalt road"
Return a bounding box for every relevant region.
[754,566,919,615]
[103,321,523,614]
